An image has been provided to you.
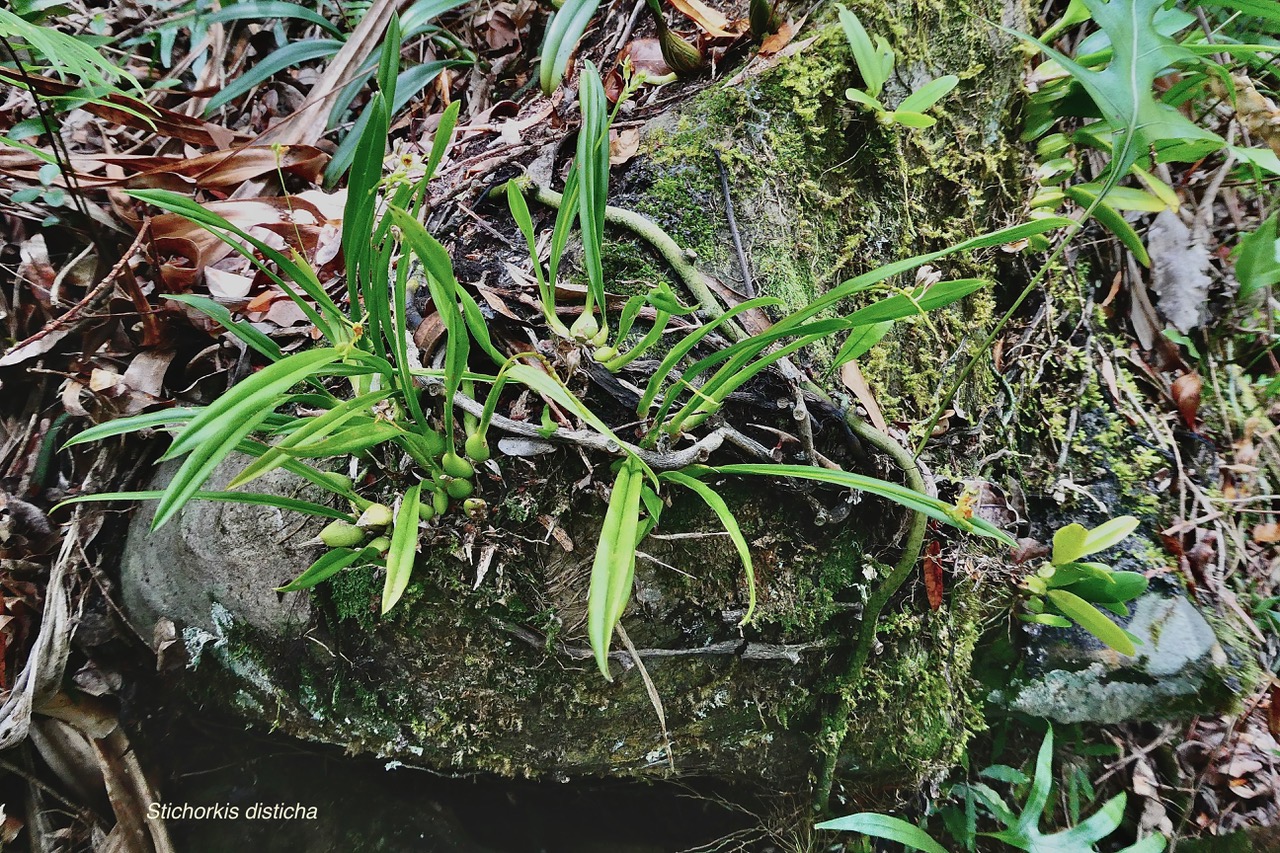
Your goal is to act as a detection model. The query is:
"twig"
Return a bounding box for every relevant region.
[0,221,151,365]
[452,388,729,469]
[715,150,755,297]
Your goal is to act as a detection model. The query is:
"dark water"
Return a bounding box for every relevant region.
[145,719,762,853]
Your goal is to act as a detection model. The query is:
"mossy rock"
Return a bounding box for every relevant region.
[118,0,1032,799]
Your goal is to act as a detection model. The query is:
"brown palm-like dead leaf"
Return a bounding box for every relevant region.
[0,69,248,148]
[0,145,328,191]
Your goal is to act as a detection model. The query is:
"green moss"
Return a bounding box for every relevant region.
[624,10,1023,426]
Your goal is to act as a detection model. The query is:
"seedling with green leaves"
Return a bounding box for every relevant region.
[818,728,1166,853]
[836,4,958,128]
[1018,516,1146,655]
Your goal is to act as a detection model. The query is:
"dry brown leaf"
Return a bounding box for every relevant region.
[839,361,888,433]
[1232,74,1280,156]
[619,39,672,76]
[666,0,740,37]
[0,145,327,191]
[759,19,797,55]
[609,128,641,166]
[1253,523,1280,544]
[1172,371,1202,428]
[922,539,943,611]
[0,68,248,148]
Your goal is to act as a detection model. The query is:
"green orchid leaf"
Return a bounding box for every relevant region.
[587,459,644,678]
[381,484,422,613]
[1046,588,1137,655]
[1051,523,1090,566]
[816,813,948,853]
[540,0,601,94]
[898,74,958,113]
[277,546,379,592]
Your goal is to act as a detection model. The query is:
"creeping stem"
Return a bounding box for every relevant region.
[526,181,931,812]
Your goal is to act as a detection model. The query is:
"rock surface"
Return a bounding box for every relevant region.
[996,585,1239,724]
[120,456,320,637]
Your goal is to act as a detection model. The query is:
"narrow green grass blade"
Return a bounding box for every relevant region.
[204,40,342,114]
[381,483,422,613]
[202,2,343,36]
[708,463,1017,545]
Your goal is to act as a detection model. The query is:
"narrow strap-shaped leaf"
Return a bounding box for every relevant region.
[278,546,379,592]
[831,320,893,366]
[423,100,461,183]
[707,463,1016,545]
[1064,186,1151,266]
[381,484,422,613]
[587,460,642,678]
[401,0,473,36]
[344,92,390,314]
[64,407,202,448]
[201,1,343,35]
[165,347,343,458]
[153,407,276,529]
[814,813,948,853]
[1020,727,1056,834]
[575,61,609,323]
[377,13,402,110]
[127,189,341,338]
[165,294,283,362]
[228,389,393,488]
[539,0,602,94]
[773,218,1071,336]
[637,295,785,416]
[281,421,404,456]
[54,489,351,520]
